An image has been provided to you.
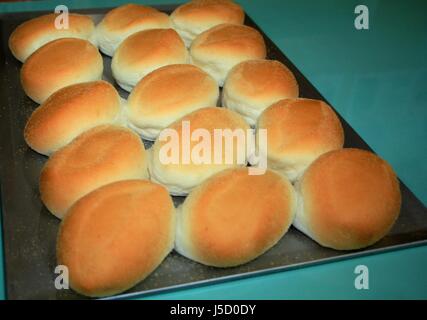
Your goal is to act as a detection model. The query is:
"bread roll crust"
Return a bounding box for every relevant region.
[101,4,164,32]
[295,148,402,250]
[223,60,299,124]
[112,28,189,92]
[21,38,103,103]
[190,23,266,86]
[57,179,175,297]
[9,13,95,62]
[40,125,148,219]
[192,24,265,55]
[256,98,344,182]
[127,64,219,140]
[24,81,122,156]
[176,168,296,267]
[171,0,245,46]
[95,4,171,56]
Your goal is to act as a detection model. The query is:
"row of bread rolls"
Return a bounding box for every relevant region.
[17,9,400,244]
[23,59,301,156]
[27,102,401,297]
[177,149,402,262]
[10,1,402,298]
[111,19,267,90]
[56,168,295,297]
[24,66,338,193]
[12,1,265,103]
[55,147,401,297]
[9,1,244,62]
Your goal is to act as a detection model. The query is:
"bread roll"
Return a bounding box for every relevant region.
[9,13,96,62]
[223,60,299,125]
[40,125,148,219]
[294,148,402,250]
[24,81,123,156]
[95,4,171,56]
[57,179,175,297]
[190,23,266,86]
[21,38,103,104]
[255,98,344,182]
[171,0,244,47]
[111,28,189,92]
[149,107,250,195]
[127,64,219,140]
[176,168,296,267]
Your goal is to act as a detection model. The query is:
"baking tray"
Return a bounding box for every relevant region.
[0,5,426,300]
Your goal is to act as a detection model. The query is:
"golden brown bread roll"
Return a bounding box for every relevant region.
[190,23,266,86]
[95,4,171,56]
[40,125,148,219]
[111,28,189,92]
[21,38,103,103]
[171,0,244,47]
[24,81,123,156]
[126,64,219,140]
[175,168,296,267]
[223,59,299,125]
[149,107,250,195]
[294,148,402,250]
[255,98,344,182]
[57,179,175,297]
[9,13,96,62]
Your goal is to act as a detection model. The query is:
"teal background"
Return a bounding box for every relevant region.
[0,0,426,299]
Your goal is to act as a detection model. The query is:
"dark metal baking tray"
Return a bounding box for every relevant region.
[0,5,426,300]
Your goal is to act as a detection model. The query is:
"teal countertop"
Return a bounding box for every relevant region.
[0,0,426,299]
